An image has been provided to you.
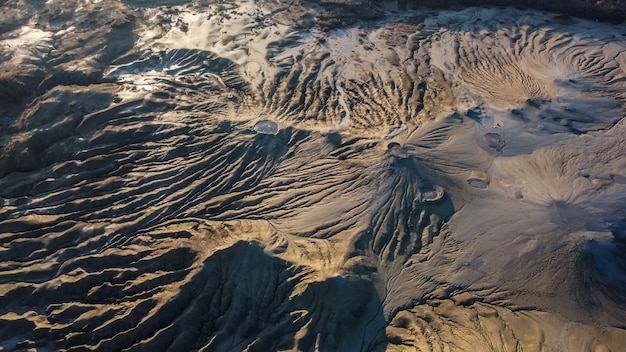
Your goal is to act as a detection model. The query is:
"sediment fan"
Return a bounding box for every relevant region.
[0,0,625,351]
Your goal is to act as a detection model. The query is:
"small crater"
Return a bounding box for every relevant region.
[253,120,279,135]
[468,179,488,189]
[483,132,506,152]
[467,171,489,189]
[387,142,408,159]
[420,185,444,203]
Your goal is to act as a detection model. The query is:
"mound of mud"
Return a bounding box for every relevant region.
[1,1,625,351]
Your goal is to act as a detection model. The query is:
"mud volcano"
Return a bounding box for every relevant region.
[1,0,625,351]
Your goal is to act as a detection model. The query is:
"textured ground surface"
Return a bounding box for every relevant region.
[398,0,625,22]
[1,0,626,351]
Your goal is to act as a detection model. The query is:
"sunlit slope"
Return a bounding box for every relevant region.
[0,1,625,351]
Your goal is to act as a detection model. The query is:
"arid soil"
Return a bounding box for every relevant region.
[1,1,625,351]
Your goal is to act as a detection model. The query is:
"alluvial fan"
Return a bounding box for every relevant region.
[1,0,626,351]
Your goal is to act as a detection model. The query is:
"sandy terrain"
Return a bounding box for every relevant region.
[1,0,625,351]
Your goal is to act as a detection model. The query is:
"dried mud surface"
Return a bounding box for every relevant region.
[1,1,626,351]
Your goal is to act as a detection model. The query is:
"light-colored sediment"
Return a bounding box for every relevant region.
[0,0,625,351]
